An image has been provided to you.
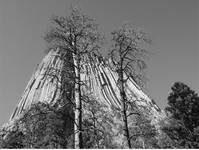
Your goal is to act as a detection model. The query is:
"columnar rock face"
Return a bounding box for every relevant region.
[10,49,165,124]
[10,49,65,120]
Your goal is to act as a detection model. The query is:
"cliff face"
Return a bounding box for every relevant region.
[10,49,65,120]
[10,49,165,123]
[0,48,167,148]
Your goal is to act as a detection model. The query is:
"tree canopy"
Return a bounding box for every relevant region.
[162,82,199,148]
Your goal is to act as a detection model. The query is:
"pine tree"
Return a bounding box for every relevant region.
[44,6,103,148]
[163,82,199,148]
[165,82,199,131]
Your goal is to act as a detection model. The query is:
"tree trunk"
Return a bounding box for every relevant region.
[119,60,132,148]
[74,53,83,149]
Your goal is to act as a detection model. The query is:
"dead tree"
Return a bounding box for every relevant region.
[108,23,150,148]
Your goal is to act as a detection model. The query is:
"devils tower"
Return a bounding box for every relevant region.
[10,48,164,123]
[1,7,166,149]
[6,48,165,148]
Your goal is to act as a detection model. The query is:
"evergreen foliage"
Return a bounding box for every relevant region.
[129,115,159,148]
[82,97,118,148]
[162,82,199,148]
[0,102,74,148]
[0,99,161,148]
[166,82,199,131]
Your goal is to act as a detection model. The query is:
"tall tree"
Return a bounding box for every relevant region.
[108,23,150,148]
[163,82,199,148]
[44,7,102,148]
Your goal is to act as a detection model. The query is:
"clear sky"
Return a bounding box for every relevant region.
[0,0,198,126]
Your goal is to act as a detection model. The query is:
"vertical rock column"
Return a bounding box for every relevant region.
[10,49,165,125]
[80,54,165,123]
[10,49,68,120]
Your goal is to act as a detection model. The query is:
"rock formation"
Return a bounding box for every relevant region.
[0,48,166,148]
[10,48,164,123]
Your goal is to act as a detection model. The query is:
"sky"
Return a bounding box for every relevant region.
[0,0,198,126]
